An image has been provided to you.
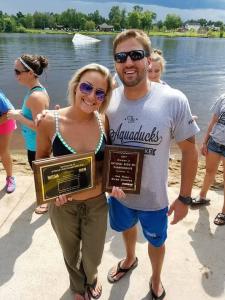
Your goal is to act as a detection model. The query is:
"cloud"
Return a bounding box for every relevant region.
[80,0,225,10]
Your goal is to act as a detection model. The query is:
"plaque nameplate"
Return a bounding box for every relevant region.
[103,145,144,194]
[32,153,95,205]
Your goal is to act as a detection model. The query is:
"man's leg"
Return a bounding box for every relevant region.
[148,243,165,297]
[108,197,138,282]
[110,224,138,281]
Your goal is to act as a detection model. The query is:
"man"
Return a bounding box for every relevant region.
[107,29,199,299]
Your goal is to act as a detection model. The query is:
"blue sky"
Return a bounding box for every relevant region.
[1,0,225,21]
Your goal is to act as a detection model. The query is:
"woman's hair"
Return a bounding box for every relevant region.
[113,29,152,55]
[151,49,166,72]
[18,54,48,76]
[68,63,113,114]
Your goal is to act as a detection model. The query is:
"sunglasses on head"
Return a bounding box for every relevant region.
[79,82,106,102]
[14,69,29,75]
[114,50,149,63]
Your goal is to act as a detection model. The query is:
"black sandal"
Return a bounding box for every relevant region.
[150,282,166,300]
[191,196,210,206]
[214,212,225,226]
[107,257,138,283]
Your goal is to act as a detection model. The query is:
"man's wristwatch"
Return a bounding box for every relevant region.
[178,195,192,205]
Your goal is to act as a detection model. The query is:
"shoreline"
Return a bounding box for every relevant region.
[1,149,223,191]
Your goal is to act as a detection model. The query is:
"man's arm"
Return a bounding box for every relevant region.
[168,135,198,224]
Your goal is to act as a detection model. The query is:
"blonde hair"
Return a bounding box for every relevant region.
[113,29,152,55]
[151,49,166,73]
[68,63,113,113]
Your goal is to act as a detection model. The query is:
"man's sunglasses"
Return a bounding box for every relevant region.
[14,69,29,75]
[114,50,149,63]
[79,82,106,102]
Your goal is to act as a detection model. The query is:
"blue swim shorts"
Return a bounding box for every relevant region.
[208,136,225,157]
[108,196,168,247]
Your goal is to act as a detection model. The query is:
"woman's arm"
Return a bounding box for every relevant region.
[7,92,49,131]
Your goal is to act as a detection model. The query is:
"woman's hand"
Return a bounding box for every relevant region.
[7,109,22,121]
[200,143,208,156]
[110,186,126,199]
[55,195,73,207]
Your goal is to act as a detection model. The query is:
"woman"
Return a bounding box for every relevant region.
[0,91,16,193]
[192,94,225,226]
[148,49,167,85]
[36,63,113,300]
[7,54,50,214]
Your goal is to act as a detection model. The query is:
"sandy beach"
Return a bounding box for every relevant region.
[0,149,223,191]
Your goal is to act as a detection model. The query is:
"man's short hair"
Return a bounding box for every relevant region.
[113,29,152,56]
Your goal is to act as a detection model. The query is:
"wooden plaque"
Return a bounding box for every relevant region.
[32,152,95,205]
[103,145,144,194]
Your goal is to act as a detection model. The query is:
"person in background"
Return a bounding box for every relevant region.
[0,91,16,193]
[192,94,225,225]
[107,29,199,300]
[36,63,113,300]
[7,54,49,214]
[148,49,167,85]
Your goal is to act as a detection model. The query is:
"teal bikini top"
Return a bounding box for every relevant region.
[52,110,107,161]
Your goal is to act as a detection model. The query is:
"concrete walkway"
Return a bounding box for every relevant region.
[0,175,224,300]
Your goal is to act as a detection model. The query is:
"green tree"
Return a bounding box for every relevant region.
[133,5,143,12]
[4,17,16,32]
[164,14,182,30]
[109,6,122,30]
[88,10,104,26]
[127,11,141,28]
[198,18,207,27]
[140,10,156,33]
[84,20,95,31]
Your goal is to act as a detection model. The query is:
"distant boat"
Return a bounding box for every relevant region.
[72,33,101,45]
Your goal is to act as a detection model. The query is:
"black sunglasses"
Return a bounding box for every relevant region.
[14,69,29,75]
[114,50,149,63]
[79,82,106,102]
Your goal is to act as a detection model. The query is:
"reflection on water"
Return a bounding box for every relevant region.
[1,33,225,150]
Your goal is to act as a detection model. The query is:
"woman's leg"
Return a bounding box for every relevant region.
[49,202,87,295]
[0,132,13,176]
[27,149,48,214]
[199,150,221,198]
[81,194,108,297]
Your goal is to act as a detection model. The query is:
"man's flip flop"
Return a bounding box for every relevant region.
[150,282,166,300]
[214,212,225,226]
[191,196,210,206]
[107,257,138,283]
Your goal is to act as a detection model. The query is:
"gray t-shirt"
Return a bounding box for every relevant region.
[210,94,225,146]
[107,82,200,211]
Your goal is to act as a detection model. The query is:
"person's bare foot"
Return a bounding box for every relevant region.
[74,293,88,300]
[88,278,102,299]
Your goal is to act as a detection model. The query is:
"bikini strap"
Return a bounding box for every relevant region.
[54,110,60,133]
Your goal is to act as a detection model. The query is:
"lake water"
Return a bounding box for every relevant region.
[1,33,225,151]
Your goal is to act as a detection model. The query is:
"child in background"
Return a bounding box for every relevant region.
[0,91,16,193]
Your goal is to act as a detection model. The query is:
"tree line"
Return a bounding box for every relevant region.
[0,5,224,33]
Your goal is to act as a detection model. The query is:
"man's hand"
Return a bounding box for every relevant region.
[168,198,189,225]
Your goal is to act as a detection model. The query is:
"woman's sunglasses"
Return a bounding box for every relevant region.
[114,50,149,63]
[14,69,29,75]
[79,82,106,102]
